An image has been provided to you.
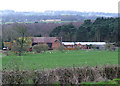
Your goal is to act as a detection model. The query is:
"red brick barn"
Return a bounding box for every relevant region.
[31,37,61,50]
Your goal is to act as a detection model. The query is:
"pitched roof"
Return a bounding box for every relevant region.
[32,37,58,43]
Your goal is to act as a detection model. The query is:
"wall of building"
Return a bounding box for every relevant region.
[52,41,61,49]
[3,42,12,49]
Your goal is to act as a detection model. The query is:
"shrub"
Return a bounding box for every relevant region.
[33,44,49,53]
[2,70,35,84]
[105,43,115,51]
[57,45,65,52]
[91,45,97,50]
[11,37,31,56]
[75,46,81,50]
[2,65,120,85]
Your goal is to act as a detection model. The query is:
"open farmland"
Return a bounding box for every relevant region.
[2,49,118,70]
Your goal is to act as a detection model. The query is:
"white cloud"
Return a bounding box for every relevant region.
[0,0,119,13]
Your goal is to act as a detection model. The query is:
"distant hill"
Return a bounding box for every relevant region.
[0,10,118,23]
[0,10,118,17]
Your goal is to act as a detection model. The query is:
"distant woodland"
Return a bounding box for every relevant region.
[50,17,119,42]
[2,21,83,41]
[2,17,119,44]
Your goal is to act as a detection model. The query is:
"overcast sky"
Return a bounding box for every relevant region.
[0,0,119,13]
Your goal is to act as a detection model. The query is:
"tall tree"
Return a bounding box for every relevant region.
[50,23,77,41]
[12,24,31,56]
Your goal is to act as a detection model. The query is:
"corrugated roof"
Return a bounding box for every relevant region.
[62,42,106,45]
[32,37,58,43]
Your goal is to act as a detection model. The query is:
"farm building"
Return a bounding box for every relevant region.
[31,37,61,49]
[3,37,61,50]
[61,42,82,50]
[3,42,12,50]
[62,42,106,50]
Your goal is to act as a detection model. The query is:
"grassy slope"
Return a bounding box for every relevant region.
[2,50,118,70]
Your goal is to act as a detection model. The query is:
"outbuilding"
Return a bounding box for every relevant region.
[31,37,61,49]
[62,42,106,50]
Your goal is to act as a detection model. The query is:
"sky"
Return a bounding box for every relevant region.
[0,0,119,13]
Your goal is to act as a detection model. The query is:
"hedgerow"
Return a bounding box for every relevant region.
[2,65,120,85]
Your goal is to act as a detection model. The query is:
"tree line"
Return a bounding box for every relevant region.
[2,21,83,42]
[50,17,119,43]
[2,17,119,44]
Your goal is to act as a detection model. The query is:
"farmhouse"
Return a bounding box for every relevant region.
[31,37,61,49]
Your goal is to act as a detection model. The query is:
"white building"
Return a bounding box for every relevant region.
[62,42,106,49]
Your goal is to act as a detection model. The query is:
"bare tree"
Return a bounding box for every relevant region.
[12,24,31,56]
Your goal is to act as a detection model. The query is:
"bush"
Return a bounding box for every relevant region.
[75,46,81,50]
[91,45,97,50]
[2,65,120,85]
[57,45,65,52]
[33,44,49,53]
[105,43,115,51]
[2,70,33,84]
[11,37,31,56]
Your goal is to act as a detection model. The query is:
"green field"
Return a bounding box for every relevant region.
[2,50,118,70]
[0,53,2,70]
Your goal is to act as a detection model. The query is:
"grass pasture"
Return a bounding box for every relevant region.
[2,49,118,70]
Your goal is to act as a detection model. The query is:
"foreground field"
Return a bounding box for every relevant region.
[2,49,118,70]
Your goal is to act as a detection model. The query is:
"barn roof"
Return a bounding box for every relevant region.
[62,42,106,45]
[32,37,58,43]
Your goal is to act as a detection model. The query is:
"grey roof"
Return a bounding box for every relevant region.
[32,37,58,43]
